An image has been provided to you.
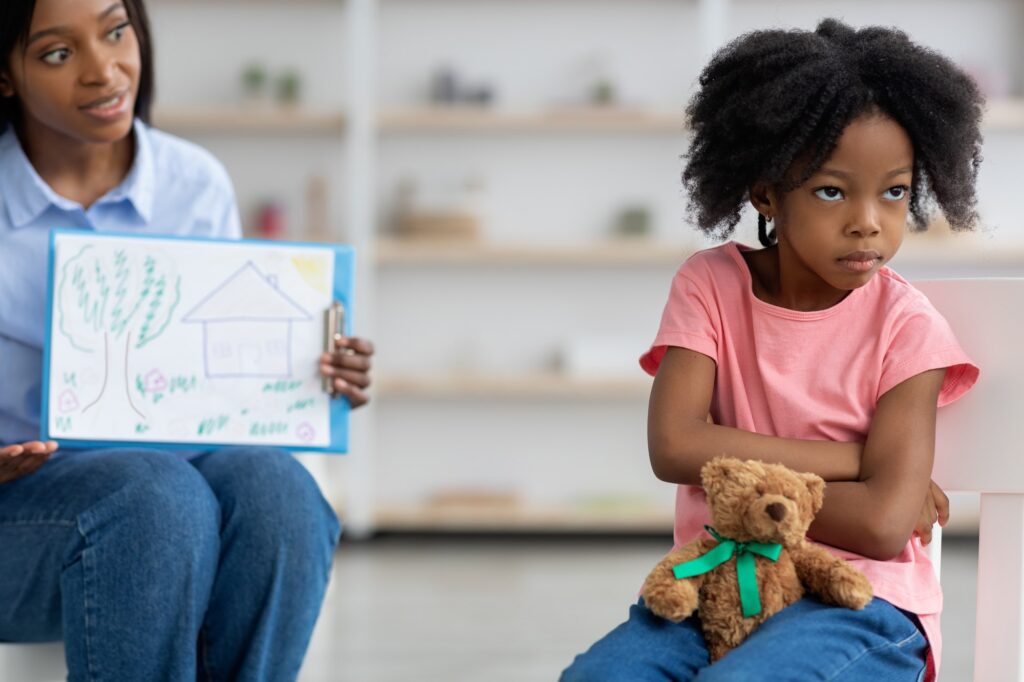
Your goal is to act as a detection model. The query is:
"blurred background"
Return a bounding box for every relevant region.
[146,0,1021,678]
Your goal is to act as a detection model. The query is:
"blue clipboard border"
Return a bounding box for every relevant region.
[40,228,354,454]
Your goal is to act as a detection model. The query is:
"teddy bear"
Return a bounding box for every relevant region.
[641,456,874,663]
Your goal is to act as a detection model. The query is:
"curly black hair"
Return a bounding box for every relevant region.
[683,18,985,247]
[0,0,155,132]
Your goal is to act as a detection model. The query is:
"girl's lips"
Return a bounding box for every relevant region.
[80,91,131,122]
[838,257,879,273]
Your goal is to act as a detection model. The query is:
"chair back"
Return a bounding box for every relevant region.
[914,278,1024,681]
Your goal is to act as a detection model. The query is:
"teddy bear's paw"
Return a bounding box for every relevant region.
[642,579,699,623]
[825,565,874,610]
[707,639,733,664]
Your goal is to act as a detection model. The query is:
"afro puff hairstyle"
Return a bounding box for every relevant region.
[683,18,985,247]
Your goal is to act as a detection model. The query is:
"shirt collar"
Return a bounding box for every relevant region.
[1,117,155,229]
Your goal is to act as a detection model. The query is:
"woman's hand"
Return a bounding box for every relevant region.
[319,336,374,408]
[0,440,58,484]
[914,479,949,546]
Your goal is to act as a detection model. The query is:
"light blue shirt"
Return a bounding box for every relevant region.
[0,119,241,443]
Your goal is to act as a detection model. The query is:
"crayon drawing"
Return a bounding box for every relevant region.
[44,232,351,451]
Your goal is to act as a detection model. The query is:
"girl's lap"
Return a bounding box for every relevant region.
[562,597,927,682]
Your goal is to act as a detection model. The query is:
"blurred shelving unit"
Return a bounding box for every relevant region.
[984,98,1024,131]
[369,0,1024,536]
[377,374,651,400]
[153,107,347,135]
[153,0,1024,536]
[374,238,693,266]
[378,107,684,134]
[148,0,379,535]
[375,502,674,534]
[377,97,1024,134]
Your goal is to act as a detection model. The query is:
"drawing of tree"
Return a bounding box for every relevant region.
[56,245,181,418]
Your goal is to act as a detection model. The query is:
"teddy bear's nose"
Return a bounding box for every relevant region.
[766,503,786,521]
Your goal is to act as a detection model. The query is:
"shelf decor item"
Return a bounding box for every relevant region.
[241,62,269,103]
[276,68,303,105]
[428,64,496,107]
[613,205,652,238]
[392,177,484,242]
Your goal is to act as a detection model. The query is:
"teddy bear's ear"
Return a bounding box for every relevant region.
[701,456,739,499]
[799,472,826,515]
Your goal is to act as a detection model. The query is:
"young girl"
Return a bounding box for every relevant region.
[0,0,373,679]
[562,19,983,681]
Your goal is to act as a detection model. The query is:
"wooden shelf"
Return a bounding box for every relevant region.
[378,374,651,399]
[375,503,673,534]
[150,99,1024,137]
[891,237,1024,268]
[375,238,693,266]
[378,106,684,133]
[377,99,1024,133]
[152,106,346,134]
[984,99,1024,131]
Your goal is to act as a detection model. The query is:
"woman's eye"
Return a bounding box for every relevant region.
[883,185,910,201]
[41,48,71,65]
[813,186,844,202]
[107,22,131,41]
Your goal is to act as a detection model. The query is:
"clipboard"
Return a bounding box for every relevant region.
[40,229,355,453]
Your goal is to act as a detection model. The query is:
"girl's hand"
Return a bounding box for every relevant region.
[914,479,949,546]
[0,440,58,484]
[319,336,374,409]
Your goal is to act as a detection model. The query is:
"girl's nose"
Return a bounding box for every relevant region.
[844,205,882,238]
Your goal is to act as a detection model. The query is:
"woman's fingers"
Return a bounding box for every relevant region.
[0,444,25,457]
[334,335,375,357]
[0,446,51,484]
[333,378,370,408]
[319,365,372,389]
[320,351,372,372]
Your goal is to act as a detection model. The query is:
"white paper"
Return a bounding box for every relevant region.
[46,233,335,448]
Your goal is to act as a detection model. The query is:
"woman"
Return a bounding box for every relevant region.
[0,0,373,679]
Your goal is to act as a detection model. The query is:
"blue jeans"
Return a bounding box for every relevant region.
[0,447,341,682]
[561,597,928,681]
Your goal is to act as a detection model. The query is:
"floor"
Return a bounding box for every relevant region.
[298,534,979,681]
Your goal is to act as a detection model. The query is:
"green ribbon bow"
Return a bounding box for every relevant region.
[671,525,783,618]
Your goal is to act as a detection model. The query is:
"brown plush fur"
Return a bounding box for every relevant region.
[641,457,873,662]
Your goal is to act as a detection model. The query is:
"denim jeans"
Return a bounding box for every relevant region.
[0,446,341,682]
[561,597,928,681]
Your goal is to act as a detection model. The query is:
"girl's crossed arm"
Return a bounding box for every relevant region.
[648,346,943,560]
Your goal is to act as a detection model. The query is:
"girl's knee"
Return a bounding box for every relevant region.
[560,657,621,682]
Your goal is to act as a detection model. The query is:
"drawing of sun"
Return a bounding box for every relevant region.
[290,255,329,294]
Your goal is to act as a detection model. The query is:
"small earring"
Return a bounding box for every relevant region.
[757,213,776,247]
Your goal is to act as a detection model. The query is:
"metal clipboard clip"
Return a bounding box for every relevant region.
[323,301,346,395]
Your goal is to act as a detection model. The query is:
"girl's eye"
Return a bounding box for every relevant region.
[813,186,844,202]
[41,48,71,65]
[107,22,131,41]
[883,185,910,201]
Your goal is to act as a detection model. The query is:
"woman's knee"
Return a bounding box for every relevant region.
[196,447,340,548]
[76,449,220,553]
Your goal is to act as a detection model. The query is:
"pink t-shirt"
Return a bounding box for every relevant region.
[639,241,978,678]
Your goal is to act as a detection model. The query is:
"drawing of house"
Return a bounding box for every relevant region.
[182,262,313,378]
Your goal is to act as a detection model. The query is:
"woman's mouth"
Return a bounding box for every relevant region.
[80,91,131,122]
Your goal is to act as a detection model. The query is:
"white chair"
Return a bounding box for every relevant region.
[915,278,1024,681]
[0,641,65,681]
